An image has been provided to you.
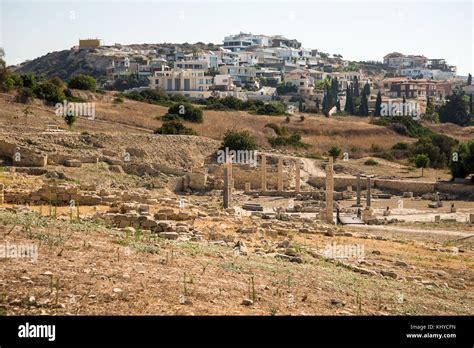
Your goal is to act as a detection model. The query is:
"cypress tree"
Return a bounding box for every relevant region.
[344,86,351,113]
[374,91,382,116]
[467,73,472,86]
[358,92,368,116]
[363,82,370,96]
[353,76,359,97]
[322,94,329,117]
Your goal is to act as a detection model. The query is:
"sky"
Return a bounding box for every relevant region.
[1,0,473,75]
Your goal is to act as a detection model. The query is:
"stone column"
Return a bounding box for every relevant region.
[325,157,334,224]
[366,177,371,207]
[356,174,361,206]
[261,155,267,193]
[0,183,4,205]
[277,158,283,192]
[244,182,251,193]
[295,160,301,193]
[223,166,231,208]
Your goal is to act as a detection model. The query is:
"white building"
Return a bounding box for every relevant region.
[223,33,272,52]
[150,68,214,98]
[284,69,315,96]
[219,65,257,85]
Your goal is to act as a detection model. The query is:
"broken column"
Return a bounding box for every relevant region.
[277,158,283,192]
[0,183,4,204]
[223,165,231,209]
[244,182,251,193]
[366,177,371,207]
[362,176,375,223]
[353,174,362,207]
[295,160,301,193]
[261,154,267,193]
[325,157,334,224]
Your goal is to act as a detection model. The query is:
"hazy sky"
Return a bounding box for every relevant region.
[1,0,472,75]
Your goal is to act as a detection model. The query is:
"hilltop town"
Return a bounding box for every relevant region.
[15,34,469,118]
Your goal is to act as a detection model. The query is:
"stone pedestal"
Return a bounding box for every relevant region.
[361,207,375,223]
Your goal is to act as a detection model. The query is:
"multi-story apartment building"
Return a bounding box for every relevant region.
[214,47,239,66]
[223,33,272,52]
[385,79,452,100]
[150,68,214,98]
[383,52,428,69]
[218,65,257,86]
[237,51,259,66]
[284,69,315,96]
[271,36,302,49]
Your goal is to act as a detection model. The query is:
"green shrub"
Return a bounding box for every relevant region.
[154,119,197,135]
[255,101,287,116]
[34,81,65,104]
[68,74,97,92]
[392,142,409,150]
[222,129,258,151]
[16,87,35,104]
[364,159,378,166]
[328,146,342,160]
[167,103,203,123]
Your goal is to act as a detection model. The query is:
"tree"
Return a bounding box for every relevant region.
[222,129,258,151]
[413,153,430,177]
[68,74,97,92]
[322,94,329,117]
[298,99,304,112]
[167,103,203,123]
[34,81,65,104]
[353,76,359,97]
[438,92,469,126]
[449,140,474,179]
[358,91,369,116]
[64,113,76,130]
[402,95,406,104]
[363,82,370,96]
[424,96,439,123]
[154,119,197,135]
[374,91,382,116]
[328,146,341,161]
[467,73,472,86]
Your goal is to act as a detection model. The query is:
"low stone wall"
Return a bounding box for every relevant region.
[308,175,474,199]
[308,176,371,191]
[376,179,435,194]
[435,181,474,199]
